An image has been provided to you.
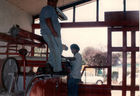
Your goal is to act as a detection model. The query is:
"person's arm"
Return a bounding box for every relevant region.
[64,57,76,61]
[45,18,58,37]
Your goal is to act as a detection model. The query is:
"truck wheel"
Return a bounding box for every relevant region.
[96,80,103,85]
[0,57,19,91]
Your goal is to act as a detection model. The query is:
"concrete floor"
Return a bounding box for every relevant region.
[0,88,24,96]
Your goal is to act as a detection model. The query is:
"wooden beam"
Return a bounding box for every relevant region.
[32,21,139,29]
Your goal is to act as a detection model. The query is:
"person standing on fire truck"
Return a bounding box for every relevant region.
[39,0,63,75]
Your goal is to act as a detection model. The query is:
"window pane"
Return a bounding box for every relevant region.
[81,67,107,85]
[61,27,107,57]
[34,18,39,24]
[59,8,73,23]
[35,29,41,36]
[127,31,131,47]
[126,0,139,11]
[99,0,123,21]
[112,32,123,47]
[76,2,96,22]
[126,91,131,96]
[34,47,47,57]
[112,52,122,85]
[136,52,139,86]
[136,31,139,47]
[135,91,140,96]
[111,90,122,96]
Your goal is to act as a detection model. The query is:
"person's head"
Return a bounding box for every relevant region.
[70,44,80,55]
[48,0,58,8]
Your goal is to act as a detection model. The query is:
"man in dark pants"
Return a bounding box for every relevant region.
[64,44,82,96]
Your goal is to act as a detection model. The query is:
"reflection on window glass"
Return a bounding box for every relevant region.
[112,32,123,47]
[81,68,107,85]
[112,52,122,85]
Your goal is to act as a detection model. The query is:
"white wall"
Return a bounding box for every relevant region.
[0,0,32,32]
[0,0,33,59]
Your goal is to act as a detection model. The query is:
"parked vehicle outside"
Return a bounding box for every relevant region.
[81,71,104,85]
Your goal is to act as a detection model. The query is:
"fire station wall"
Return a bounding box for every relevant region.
[0,0,32,59]
[0,0,32,32]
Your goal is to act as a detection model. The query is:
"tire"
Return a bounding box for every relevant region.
[1,57,19,91]
[96,80,103,85]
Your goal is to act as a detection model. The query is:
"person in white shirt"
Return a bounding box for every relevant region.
[64,44,82,96]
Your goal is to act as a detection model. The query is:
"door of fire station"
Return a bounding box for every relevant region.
[108,27,139,96]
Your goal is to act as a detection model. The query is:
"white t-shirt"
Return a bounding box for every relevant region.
[70,53,82,79]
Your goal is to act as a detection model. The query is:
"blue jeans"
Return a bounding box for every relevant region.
[68,77,80,96]
[42,34,63,72]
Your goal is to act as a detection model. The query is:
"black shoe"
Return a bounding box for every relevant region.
[37,67,46,74]
[54,71,68,75]
[45,63,53,76]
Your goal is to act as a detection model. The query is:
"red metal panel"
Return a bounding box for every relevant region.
[79,85,111,96]
[29,76,67,96]
[111,86,139,90]
[105,11,139,21]
[19,29,45,43]
[0,32,45,48]
[60,21,139,28]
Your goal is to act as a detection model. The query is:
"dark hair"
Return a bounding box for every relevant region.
[70,44,80,52]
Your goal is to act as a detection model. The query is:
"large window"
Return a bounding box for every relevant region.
[126,0,139,11]
[59,8,73,23]
[112,52,122,86]
[99,0,123,21]
[61,27,107,57]
[75,2,96,22]
[109,27,139,96]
